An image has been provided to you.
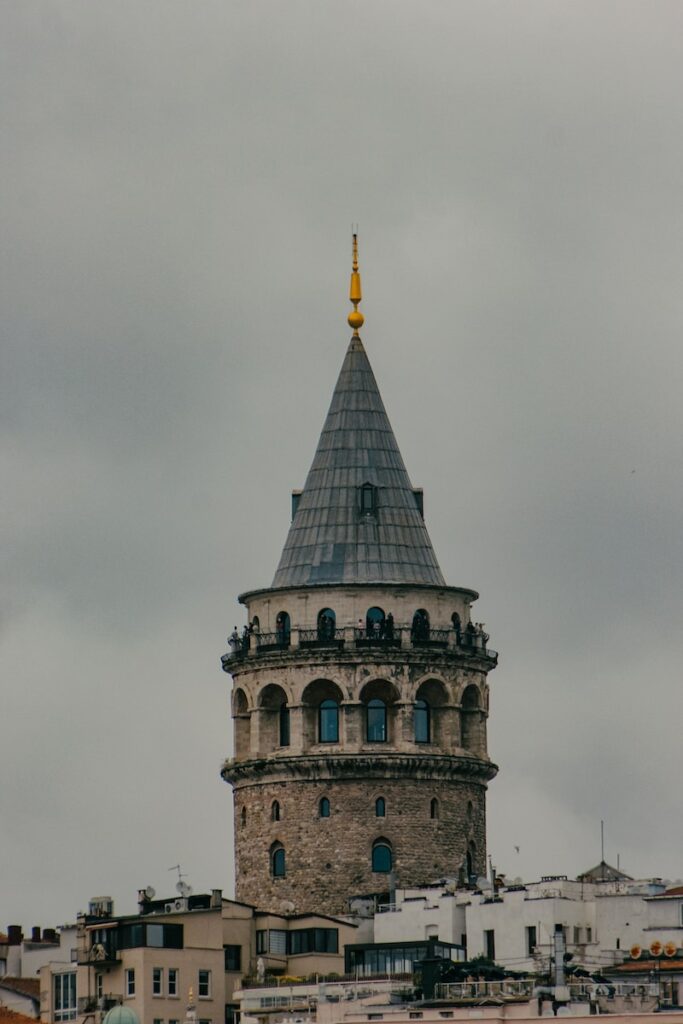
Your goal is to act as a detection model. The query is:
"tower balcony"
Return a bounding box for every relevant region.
[221,625,497,669]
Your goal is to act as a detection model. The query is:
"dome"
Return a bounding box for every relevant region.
[103,1007,140,1024]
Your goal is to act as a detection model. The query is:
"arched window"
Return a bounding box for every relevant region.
[451,612,461,643]
[411,608,430,641]
[240,806,247,827]
[279,702,290,747]
[319,699,339,743]
[372,840,393,873]
[275,611,291,644]
[365,606,385,639]
[414,699,430,743]
[375,797,386,818]
[317,608,336,640]
[251,615,260,631]
[271,844,286,878]
[359,482,378,516]
[466,841,476,879]
[430,797,439,820]
[467,800,474,821]
[319,797,330,818]
[366,698,387,742]
[271,800,280,822]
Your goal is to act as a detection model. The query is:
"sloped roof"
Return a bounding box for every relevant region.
[0,979,39,1004]
[272,336,446,588]
[576,860,633,883]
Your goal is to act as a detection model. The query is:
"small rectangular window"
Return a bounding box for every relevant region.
[224,945,242,971]
[526,925,537,956]
[573,927,581,945]
[153,967,163,996]
[269,929,287,955]
[484,929,495,961]
[168,968,178,997]
[586,927,592,942]
[96,974,103,999]
[125,968,135,997]
[147,924,164,947]
[198,970,211,998]
[256,930,267,954]
[153,1018,163,1024]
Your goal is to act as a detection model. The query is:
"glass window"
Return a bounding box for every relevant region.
[269,930,287,955]
[153,967,163,995]
[319,700,339,743]
[365,606,385,637]
[224,945,241,971]
[526,926,537,956]
[271,800,280,822]
[375,797,386,817]
[430,797,439,819]
[272,846,286,877]
[147,924,164,947]
[54,973,77,1022]
[372,842,392,873]
[125,968,135,997]
[279,704,290,747]
[256,930,267,954]
[168,968,178,996]
[198,970,211,998]
[367,699,387,742]
[319,797,330,818]
[96,974,103,999]
[317,608,336,639]
[153,1018,163,1024]
[414,699,430,743]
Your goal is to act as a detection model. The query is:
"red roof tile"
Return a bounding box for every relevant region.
[0,979,39,1001]
[0,1010,39,1024]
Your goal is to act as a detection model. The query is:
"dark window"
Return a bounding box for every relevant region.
[279,704,290,747]
[198,969,211,998]
[359,482,378,516]
[224,945,241,971]
[319,797,330,818]
[526,926,537,956]
[152,967,163,995]
[275,611,290,642]
[372,841,392,873]
[240,806,247,827]
[272,846,286,877]
[271,800,280,822]
[430,798,439,820]
[288,929,338,955]
[411,608,430,640]
[117,923,182,950]
[317,608,336,640]
[366,699,387,742]
[256,930,267,954]
[319,699,339,743]
[375,797,386,818]
[484,929,495,960]
[268,930,287,955]
[365,606,386,637]
[414,699,430,743]
[466,849,474,878]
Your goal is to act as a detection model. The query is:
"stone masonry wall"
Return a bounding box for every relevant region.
[233,774,487,915]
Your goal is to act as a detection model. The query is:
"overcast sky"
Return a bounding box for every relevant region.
[2,1,682,929]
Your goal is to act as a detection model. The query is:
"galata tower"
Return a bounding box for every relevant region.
[222,237,498,915]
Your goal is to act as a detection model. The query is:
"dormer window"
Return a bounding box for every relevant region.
[359,482,378,517]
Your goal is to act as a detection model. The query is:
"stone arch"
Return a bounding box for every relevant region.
[317,607,336,640]
[371,837,393,873]
[411,607,430,641]
[359,679,400,745]
[232,687,250,761]
[430,797,439,820]
[271,799,281,822]
[270,841,286,878]
[257,683,290,753]
[415,678,450,747]
[302,679,344,746]
[461,684,484,755]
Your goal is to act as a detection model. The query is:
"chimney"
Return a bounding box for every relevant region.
[7,926,23,946]
[43,929,58,944]
[210,889,223,908]
[31,927,41,943]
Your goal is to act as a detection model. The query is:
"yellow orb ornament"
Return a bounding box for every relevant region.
[348,309,364,331]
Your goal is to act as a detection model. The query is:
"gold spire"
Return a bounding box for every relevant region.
[348,231,364,336]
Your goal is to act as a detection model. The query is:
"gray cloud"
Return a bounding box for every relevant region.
[2,0,682,925]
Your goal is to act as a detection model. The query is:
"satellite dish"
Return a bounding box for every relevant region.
[650,940,663,957]
[177,880,192,897]
[630,944,642,959]
[664,942,677,958]
[477,875,492,890]
[145,886,156,900]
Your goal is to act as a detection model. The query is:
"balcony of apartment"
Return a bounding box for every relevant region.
[75,944,120,967]
[78,995,122,1015]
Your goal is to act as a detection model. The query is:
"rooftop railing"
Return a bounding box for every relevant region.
[299,628,345,648]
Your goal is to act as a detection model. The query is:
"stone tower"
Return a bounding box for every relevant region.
[221,238,498,915]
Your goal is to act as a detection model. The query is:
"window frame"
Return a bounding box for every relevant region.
[53,972,77,1022]
[198,969,212,999]
[224,945,242,972]
[272,845,286,878]
[372,841,393,873]
[319,796,331,818]
[375,797,386,818]
[125,968,136,998]
[279,703,290,747]
[152,966,163,996]
[319,699,339,743]
[414,699,431,743]
[366,698,387,742]
[168,967,179,997]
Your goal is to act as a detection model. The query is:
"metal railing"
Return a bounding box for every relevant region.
[436,979,535,1000]
[354,627,402,646]
[299,628,345,647]
[75,946,119,966]
[256,632,291,652]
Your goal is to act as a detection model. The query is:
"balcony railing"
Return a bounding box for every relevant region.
[436,979,535,1000]
[76,946,119,966]
[354,627,402,647]
[299,628,345,649]
[256,632,291,652]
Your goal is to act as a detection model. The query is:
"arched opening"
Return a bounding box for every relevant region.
[365,606,385,639]
[317,608,336,640]
[258,684,290,753]
[240,806,247,828]
[411,608,430,641]
[451,612,461,643]
[301,680,344,747]
[375,797,386,818]
[360,680,399,745]
[271,800,280,822]
[372,839,393,873]
[366,698,387,742]
[319,699,339,743]
[461,685,481,753]
[251,615,260,631]
[414,699,430,743]
[466,840,476,880]
[430,797,439,820]
[467,800,474,821]
[415,679,448,747]
[275,611,291,645]
[271,843,286,878]
[319,797,330,818]
[232,688,250,761]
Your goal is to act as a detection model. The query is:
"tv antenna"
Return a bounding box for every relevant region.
[168,864,193,897]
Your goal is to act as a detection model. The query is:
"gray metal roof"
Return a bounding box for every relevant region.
[272,336,446,588]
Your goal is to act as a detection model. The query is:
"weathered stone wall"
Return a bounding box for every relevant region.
[233,773,487,915]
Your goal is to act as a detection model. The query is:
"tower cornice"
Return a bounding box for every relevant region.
[222,752,498,787]
[238,581,479,606]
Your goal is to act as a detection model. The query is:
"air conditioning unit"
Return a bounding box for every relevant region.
[164,898,188,913]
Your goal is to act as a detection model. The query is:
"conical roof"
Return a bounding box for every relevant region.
[272,336,446,588]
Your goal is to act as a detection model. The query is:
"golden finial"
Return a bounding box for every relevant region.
[348,231,364,336]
